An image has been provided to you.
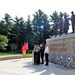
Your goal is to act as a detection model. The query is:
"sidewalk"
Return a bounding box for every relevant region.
[0,58,75,75]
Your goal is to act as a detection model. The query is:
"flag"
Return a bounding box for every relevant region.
[22,42,28,54]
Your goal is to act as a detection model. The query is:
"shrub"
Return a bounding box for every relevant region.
[0,35,8,50]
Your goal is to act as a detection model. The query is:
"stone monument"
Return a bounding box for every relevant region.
[46,33,75,68]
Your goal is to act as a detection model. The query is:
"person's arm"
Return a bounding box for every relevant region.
[48,47,50,54]
[44,47,47,54]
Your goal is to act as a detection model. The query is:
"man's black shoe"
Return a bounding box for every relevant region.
[45,64,48,66]
[41,63,44,64]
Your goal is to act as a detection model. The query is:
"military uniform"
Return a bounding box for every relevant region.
[71,12,75,33]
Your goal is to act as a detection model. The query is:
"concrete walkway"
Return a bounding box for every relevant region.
[0,58,75,75]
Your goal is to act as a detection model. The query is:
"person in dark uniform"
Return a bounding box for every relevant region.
[59,17,63,36]
[53,21,58,36]
[44,45,49,66]
[63,15,69,34]
[36,45,40,65]
[71,11,75,33]
[40,44,44,64]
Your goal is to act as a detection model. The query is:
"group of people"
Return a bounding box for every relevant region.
[33,44,49,66]
[53,11,75,36]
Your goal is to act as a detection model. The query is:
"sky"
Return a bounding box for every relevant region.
[0,0,75,32]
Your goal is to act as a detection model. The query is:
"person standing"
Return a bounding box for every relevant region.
[36,45,40,65]
[59,17,63,36]
[63,15,69,34]
[33,45,37,65]
[44,45,49,66]
[40,44,44,64]
[71,11,75,33]
[53,21,58,36]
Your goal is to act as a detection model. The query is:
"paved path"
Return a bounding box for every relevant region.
[0,58,75,75]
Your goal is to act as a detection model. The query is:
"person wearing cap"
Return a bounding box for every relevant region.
[71,11,75,33]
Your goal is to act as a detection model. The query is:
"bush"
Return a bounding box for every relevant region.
[0,35,8,50]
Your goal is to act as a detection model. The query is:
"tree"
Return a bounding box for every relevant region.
[2,14,13,36]
[25,15,33,49]
[50,11,59,23]
[0,35,8,51]
[32,9,50,44]
[0,14,13,36]
[0,20,5,35]
[0,14,15,52]
[25,15,32,36]
[12,16,33,51]
[12,16,26,51]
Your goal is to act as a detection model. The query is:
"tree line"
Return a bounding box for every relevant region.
[0,9,69,53]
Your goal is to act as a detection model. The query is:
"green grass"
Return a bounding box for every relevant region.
[0,53,18,56]
[22,53,32,57]
[0,53,32,57]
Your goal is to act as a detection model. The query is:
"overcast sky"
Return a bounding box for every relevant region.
[0,0,75,32]
[0,0,75,19]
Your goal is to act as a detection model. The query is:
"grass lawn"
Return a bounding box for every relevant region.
[0,53,32,57]
[23,53,32,57]
[0,53,21,56]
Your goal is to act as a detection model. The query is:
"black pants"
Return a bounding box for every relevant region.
[34,52,37,64]
[72,24,75,33]
[45,53,49,65]
[41,53,44,64]
[36,52,40,65]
